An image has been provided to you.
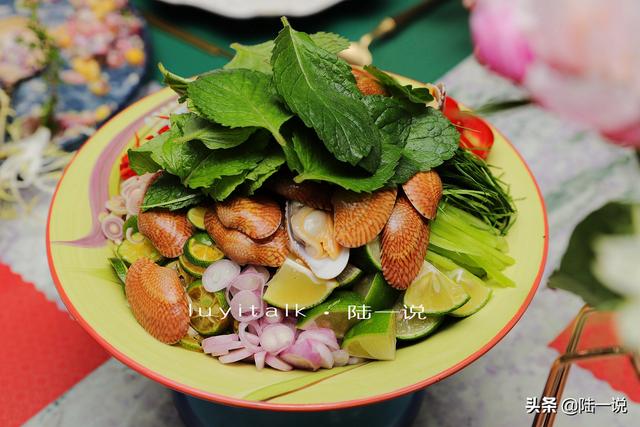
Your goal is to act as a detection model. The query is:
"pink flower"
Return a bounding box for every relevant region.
[470,0,640,147]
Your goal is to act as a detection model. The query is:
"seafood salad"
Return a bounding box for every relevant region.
[102,19,517,372]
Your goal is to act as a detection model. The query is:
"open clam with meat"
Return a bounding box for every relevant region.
[100,19,517,372]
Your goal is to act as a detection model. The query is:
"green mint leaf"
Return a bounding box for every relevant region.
[291,127,400,192]
[364,65,434,104]
[204,172,250,201]
[158,63,192,103]
[170,113,256,150]
[272,20,382,167]
[127,133,168,175]
[141,174,203,211]
[187,69,292,146]
[225,32,349,74]
[549,202,630,309]
[244,151,286,194]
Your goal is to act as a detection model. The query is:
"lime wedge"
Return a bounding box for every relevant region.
[354,272,398,311]
[179,255,206,278]
[187,280,231,336]
[342,311,396,360]
[350,237,382,272]
[335,264,364,288]
[404,261,470,315]
[178,335,203,352]
[297,291,364,338]
[263,258,338,310]
[447,268,493,317]
[187,206,206,230]
[394,300,443,341]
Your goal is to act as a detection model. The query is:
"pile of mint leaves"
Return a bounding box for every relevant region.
[129,18,460,211]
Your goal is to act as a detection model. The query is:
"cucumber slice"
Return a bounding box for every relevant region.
[187,280,232,336]
[123,215,138,235]
[179,255,206,278]
[350,237,382,272]
[297,291,364,338]
[108,257,127,286]
[335,264,363,288]
[187,207,207,230]
[184,233,224,268]
[116,233,163,265]
[354,272,398,311]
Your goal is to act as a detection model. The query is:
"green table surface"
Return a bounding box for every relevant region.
[131,0,472,83]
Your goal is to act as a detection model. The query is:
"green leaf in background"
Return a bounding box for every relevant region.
[127,133,168,175]
[225,32,349,75]
[158,63,192,103]
[204,172,251,201]
[272,18,382,168]
[141,174,203,211]
[548,202,633,309]
[187,69,292,146]
[291,127,400,192]
[171,113,256,150]
[364,65,434,104]
[244,151,286,194]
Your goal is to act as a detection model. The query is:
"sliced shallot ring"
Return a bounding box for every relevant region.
[203,259,241,293]
[229,272,265,292]
[254,351,267,370]
[297,329,340,351]
[230,290,263,322]
[260,323,295,354]
[244,265,270,283]
[332,349,349,367]
[238,322,261,353]
[310,341,334,369]
[218,348,254,364]
[265,355,293,371]
[205,341,245,357]
[202,334,238,347]
[101,214,124,241]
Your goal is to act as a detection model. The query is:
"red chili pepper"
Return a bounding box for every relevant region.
[443,98,494,160]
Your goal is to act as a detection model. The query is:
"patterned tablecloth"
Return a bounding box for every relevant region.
[2,57,639,427]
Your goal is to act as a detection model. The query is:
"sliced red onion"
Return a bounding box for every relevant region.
[260,324,295,354]
[219,348,254,364]
[125,227,144,244]
[262,307,283,324]
[348,356,366,365]
[101,214,124,241]
[254,351,267,370]
[310,341,334,369]
[238,322,261,353]
[230,290,263,322]
[247,320,263,336]
[265,355,293,371]
[332,350,349,367]
[297,329,339,351]
[202,334,238,351]
[244,265,270,282]
[203,259,241,293]
[280,339,322,371]
[229,272,264,292]
[105,196,127,216]
[206,341,245,357]
[125,187,145,216]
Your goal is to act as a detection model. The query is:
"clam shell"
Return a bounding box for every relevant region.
[402,170,443,220]
[204,209,288,267]
[332,187,397,248]
[268,177,333,211]
[215,196,282,240]
[381,195,430,290]
[351,67,388,96]
[138,209,194,258]
[125,258,190,344]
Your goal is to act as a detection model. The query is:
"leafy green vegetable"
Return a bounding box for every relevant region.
[127,133,168,175]
[171,113,256,150]
[244,151,286,194]
[548,202,631,309]
[290,126,400,192]
[159,63,192,103]
[141,174,203,211]
[225,32,349,74]
[187,69,292,146]
[364,65,434,104]
[204,172,250,201]
[272,18,382,168]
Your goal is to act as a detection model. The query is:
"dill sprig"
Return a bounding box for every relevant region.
[437,148,517,235]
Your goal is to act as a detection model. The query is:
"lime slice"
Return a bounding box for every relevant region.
[108,257,127,286]
[354,272,398,311]
[394,300,443,341]
[178,335,203,352]
[165,260,193,286]
[335,264,364,288]
[179,255,206,278]
[263,258,338,310]
[447,268,493,317]
[117,233,163,265]
[350,237,382,272]
[404,261,470,315]
[184,232,224,268]
[342,311,396,360]
[187,280,232,336]
[123,215,138,235]
[187,207,207,230]
[297,291,364,338]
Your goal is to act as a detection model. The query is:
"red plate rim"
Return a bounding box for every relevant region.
[46,92,549,412]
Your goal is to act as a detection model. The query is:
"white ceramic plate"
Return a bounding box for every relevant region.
[156,0,345,18]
